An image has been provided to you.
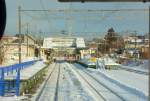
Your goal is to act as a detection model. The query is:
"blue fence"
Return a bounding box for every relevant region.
[0,59,41,96]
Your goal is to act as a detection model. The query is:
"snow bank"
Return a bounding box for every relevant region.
[98,70,148,101]
[65,63,102,101]
[121,60,149,73]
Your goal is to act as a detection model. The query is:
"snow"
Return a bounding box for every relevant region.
[66,63,105,101]
[5,60,46,80]
[2,60,148,101]
[63,63,94,101]
[121,60,149,73]
[98,70,149,97]
[32,62,94,101]
[96,57,120,69]
[79,57,149,101]
[73,63,148,101]
[96,56,149,73]
[97,57,120,66]
[0,96,29,101]
[31,63,56,101]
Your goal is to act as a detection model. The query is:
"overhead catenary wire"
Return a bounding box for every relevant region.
[19,7,147,38]
[39,0,59,32]
[20,8,149,12]
[20,8,148,22]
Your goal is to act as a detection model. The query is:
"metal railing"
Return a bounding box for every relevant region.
[0,59,42,96]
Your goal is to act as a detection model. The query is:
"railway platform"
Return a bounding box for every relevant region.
[0,59,47,98]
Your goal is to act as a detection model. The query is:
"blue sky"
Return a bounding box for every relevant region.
[5,0,150,39]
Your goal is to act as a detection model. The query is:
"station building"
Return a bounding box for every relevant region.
[41,37,86,61]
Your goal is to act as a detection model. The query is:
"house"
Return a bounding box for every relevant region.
[0,34,38,65]
[124,35,149,59]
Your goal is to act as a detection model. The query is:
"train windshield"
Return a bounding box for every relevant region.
[0,0,149,101]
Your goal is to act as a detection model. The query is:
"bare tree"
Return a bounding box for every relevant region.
[104,27,119,52]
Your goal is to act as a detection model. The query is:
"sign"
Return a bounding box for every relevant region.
[90,57,96,62]
[91,50,95,54]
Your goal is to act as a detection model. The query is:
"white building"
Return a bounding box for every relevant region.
[41,37,85,60]
[42,37,85,49]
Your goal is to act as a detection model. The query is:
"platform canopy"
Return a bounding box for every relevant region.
[42,37,86,49]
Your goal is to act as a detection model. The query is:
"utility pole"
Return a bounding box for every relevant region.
[134,31,137,60]
[104,39,106,54]
[38,36,42,59]
[18,6,22,64]
[148,6,150,99]
[26,23,29,57]
[134,31,137,50]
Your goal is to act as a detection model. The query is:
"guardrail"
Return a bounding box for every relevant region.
[0,59,42,96]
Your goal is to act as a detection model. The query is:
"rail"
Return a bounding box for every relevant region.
[35,63,56,101]
[118,66,149,75]
[70,63,126,101]
[67,64,107,101]
[54,64,60,101]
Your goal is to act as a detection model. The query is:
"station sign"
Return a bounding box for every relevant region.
[90,57,96,62]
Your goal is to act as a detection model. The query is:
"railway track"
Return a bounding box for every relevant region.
[71,67,107,101]
[54,63,60,101]
[118,66,149,75]
[35,62,61,101]
[69,63,127,101]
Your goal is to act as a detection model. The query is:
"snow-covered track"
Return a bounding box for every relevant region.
[70,64,126,101]
[35,63,61,101]
[73,63,148,101]
[118,66,149,75]
[35,63,57,101]
[54,64,60,101]
[82,70,127,101]
[72,67,107,101]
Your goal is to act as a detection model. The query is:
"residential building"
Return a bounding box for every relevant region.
[124,35,149,59]
[0,34,38,65]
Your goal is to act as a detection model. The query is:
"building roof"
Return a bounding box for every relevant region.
[42,37,86,49]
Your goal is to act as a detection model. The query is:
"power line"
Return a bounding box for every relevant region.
[39,0,58,31]
[21,8,147,21]
[21,9,148,12]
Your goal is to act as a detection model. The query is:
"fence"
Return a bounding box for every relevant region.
[0,59,41,96]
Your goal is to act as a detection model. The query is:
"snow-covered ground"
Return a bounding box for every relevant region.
[0,96,29,101]
[5,60,46,80]
[33,62,94,101]
[98,70,148,96]
[37,63,60,101]
[96,57,149,73]
[121,60,149,73]
[61,63,94,101]
[69,63,125,101]
[92,57,148,99]
[72,63,148,101]
[2,61,148,101]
